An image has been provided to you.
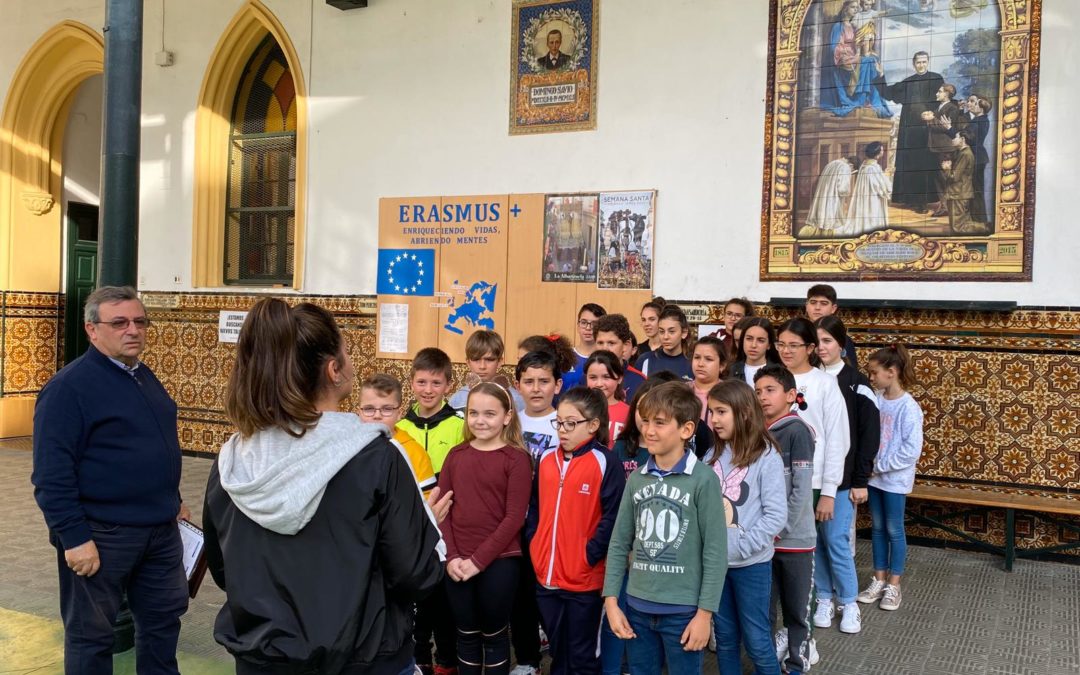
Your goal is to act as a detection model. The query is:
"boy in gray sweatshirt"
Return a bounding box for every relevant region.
[755,365,818,674]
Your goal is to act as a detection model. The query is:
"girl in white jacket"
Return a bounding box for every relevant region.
[776,318,859,635]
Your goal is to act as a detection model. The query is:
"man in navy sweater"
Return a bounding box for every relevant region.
[32,286,189,674]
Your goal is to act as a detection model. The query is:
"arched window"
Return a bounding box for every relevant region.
[224,35,296,285]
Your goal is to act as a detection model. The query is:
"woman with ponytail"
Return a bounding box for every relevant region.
[203,298,445,675]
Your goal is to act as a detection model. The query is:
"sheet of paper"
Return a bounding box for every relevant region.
[178,520,204,581]
[379,303,409,354]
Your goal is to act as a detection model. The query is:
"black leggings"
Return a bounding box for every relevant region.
[510,549,542,667]
[444,557,519,675]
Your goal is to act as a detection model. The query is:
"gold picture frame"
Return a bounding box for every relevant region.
[760,0,1040,280]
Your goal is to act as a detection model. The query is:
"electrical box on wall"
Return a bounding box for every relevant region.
[154,50,174,67]
[326,0,367,9]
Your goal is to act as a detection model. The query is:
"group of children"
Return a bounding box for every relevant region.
[369,284,924,675]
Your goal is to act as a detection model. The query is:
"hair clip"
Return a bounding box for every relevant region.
[795,392,808,411]
[546,333,561,342]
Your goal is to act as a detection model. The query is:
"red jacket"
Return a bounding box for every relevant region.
[526,439,625,592]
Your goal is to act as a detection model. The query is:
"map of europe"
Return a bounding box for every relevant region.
[444,280,497,335]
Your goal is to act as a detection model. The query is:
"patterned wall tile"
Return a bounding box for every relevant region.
[0,292,61,395]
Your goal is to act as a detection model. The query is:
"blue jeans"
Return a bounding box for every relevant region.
[624,605,703,675]
[814,489,858,605]
[869,486,909,575]
[600,577,628,675]
[52,520,188,675]
[714,562,780,675]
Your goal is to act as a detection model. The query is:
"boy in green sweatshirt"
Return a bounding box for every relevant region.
[602,381,728,674]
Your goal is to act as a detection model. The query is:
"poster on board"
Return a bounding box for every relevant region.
[597,190,655,289]
[510,0,599,134]
[541,194,599,282]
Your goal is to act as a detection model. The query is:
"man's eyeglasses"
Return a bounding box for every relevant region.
[95,317,151,331]
[775,342,808,352]
[550,418,594,432]
[359,405,400,418]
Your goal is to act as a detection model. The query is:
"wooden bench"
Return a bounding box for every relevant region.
[905,480,1080,571]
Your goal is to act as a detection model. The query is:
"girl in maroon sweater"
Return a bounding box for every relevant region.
[439,383,533,675]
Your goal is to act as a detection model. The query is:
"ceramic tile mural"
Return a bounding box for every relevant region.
[762,0,1040,279]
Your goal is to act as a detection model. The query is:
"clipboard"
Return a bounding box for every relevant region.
[178,519,208,598]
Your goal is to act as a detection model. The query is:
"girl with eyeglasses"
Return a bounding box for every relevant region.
[439,383,534,674]
[775,317,858,637]
[525,387,625,675]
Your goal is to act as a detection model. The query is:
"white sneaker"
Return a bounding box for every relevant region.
[857,577,887,604]
[774,628,788,661]
[880,584,902,611]
[839,602,862,633]
[509,667,538,675]
[812,599,835,628]
[807,637,820,665]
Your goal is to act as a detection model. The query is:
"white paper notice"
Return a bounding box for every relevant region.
[218,311,248,343]
[379,303,409,353]
[178,520,204,581]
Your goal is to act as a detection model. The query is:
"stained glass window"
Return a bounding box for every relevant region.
[224,35,296,285]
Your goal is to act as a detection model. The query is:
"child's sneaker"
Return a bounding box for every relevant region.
[813,599,835,628]
[432,666,458,675]
[880,584,902,610]
[807,637,820,665]
[509,666,538,675]
[839,602,862,633]
[774,628,788,660]
[857,577,887,604]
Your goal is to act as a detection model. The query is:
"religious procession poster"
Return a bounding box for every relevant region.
[597,190,655,289]
[541,193,599,282]
[760,0,1040,281]
[510,0,599,134]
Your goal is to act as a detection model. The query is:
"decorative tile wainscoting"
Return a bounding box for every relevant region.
[7,291,1072,559]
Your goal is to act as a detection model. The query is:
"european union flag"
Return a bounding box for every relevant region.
[376,248,435,296]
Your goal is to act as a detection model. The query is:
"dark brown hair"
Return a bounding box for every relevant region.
[815,315,851,366]
[226,299,344,438]
[869,343,916,389]
[735,316,780,365]
[658,305,691,355]
[692,335,729,379]
[519,333,576,374]
[706,380,775,468]
[595,313,634,344]
[724,297,754,318]
[558,385,611,447]
[412,347,453,381]
[584,350,626,401]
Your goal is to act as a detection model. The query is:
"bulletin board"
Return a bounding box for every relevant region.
[376,192,655,362]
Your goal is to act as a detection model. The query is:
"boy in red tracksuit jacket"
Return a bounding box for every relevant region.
[525,387,625,675]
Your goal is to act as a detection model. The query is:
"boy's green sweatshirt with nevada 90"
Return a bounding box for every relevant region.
[602,450,728,611]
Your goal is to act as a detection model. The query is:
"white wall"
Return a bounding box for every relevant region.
[3,1,1076,304]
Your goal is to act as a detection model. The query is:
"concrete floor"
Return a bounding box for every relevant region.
[3,439,1079,674]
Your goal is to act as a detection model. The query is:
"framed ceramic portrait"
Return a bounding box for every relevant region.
[510,0,599,134]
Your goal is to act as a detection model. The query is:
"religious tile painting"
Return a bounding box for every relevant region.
[761,0,1040,280]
